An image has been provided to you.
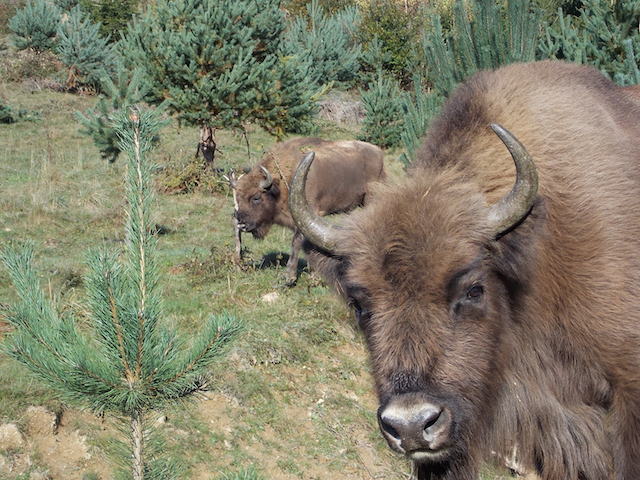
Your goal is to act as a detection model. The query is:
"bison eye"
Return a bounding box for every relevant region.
[251,194,262,205]
[349,298,362,314]
[466,284,484,300]
[349,298,371,328]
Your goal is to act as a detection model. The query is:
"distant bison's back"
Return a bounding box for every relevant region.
[283,139,385,215]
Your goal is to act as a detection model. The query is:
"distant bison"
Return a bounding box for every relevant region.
[232,137,385,285]
[289,61,640,479]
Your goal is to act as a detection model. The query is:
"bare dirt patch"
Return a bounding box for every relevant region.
[0,406,111,480]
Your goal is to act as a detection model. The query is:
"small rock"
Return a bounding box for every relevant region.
[154,415,168,426]
[0,452,31,476]
[0,423,25,450]
[24,406,57,435]
[261,291,279,303]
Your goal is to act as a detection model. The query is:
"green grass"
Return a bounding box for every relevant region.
[0,80,511,480]
[0,80,416,480]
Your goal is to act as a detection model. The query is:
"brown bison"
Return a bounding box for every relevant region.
[289,60,640,480]
[232,137,385,285]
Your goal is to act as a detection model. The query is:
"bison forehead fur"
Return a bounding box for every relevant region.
[313,61,640,480]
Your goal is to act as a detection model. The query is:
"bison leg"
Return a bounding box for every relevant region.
[284,230,304,286]
[233,216,243,265]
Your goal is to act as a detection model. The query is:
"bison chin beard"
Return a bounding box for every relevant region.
[412,450,477,480]
[249,223,272,240]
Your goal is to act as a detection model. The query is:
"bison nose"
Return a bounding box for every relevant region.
[378,396,452,457]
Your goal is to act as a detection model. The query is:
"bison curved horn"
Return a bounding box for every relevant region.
[288,152,340,252]
[259,166,273,190]
[488,123,539,238]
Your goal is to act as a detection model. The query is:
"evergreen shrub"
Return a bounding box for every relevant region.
[54,0,78,9]
[79,0,139,39]
[423,0,541,97]
[283,0,361,88]
[398,78,442,167]
[56,5,117,90]
[358,72,406,149]
[0,99,41,123]
[540,0,640,85]
[397,0,541,165]
[9,0,61,52]
[76,68,151,162]
[357,0,424,84]
[284,0,355,16]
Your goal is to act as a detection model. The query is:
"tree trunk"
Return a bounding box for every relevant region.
[196,125,216,169]
[131,410,144,480]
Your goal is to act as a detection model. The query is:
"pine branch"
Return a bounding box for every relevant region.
[145,314,241,401]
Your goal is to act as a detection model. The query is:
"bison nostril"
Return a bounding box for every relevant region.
[423,408,442,432]
[379,416,401,440]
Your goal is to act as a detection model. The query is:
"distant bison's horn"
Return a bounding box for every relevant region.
[259,166,273,190]
[488,123,539,238]
[227,169,238,189]
[288,152,341,252]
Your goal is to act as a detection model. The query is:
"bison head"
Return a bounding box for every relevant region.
[289,125,538,474]
[232,165,281,239]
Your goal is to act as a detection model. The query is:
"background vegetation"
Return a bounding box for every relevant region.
[1,0,639,478]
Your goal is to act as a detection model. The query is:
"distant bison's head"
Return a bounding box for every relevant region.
[288,126,539,469]
[232,165,281,239]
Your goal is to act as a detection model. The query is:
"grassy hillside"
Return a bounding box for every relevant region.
[0,80,416,480]
[0,81,512,480]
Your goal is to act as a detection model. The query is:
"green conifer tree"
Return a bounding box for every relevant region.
[1,107,241,480]
[358,71,406,149]
[622,39,640,85]
[283,0,361,88]
[76,68,150,162]
[54,0,80,10]
[357,0,424,83]
[120,0,319,168]
[539,0,640,85]
[79,0,140,39]
[398,77,442,167]
[423,0,541,97]
[9,0,62,53]
[0,99,17,124]
[358,36,395,86]
[56,5,117,90]
[400,0,541,164]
